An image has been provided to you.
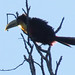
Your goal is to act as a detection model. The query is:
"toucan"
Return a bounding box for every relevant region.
[5,14,75,47]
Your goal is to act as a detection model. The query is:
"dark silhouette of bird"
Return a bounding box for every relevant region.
[5,14,75,47]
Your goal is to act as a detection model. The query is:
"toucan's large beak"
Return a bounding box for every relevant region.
[5,20,17,31]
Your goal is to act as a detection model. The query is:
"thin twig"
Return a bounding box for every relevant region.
[34,42,45,59]
[41,57,45,75]
[25,0,31,44]
[45,46,54,75]
[24,54,36,75]
[34,43,48,53]
[45,46,51,58]
[55,17,65,33]
[16,12,19,18]
[0,60,25,71]
[7,13,17,24]
[26,0,31,16]
[29,45,34,55]
[29,55,36,75]
[21,33,30,54]
[22,8,27,14]
[55,56,63,75]
[34,61,41,67]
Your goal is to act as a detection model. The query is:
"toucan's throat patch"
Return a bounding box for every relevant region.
[18,24,27,34]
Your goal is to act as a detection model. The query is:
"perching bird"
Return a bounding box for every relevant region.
[5,14,75,47]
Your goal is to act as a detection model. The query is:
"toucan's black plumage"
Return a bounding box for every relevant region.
[5,14,75,47]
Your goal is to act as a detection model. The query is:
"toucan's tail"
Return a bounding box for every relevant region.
[55,36,75,47]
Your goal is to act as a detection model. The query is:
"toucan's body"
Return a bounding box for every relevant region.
[27,18,55,45]
[5,14,75,47]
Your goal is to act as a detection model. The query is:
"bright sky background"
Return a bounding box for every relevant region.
[0,0,75,75]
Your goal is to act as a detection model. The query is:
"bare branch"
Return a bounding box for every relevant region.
[34,61,41,67]
[26,0,31,16]
[55,17,65,34]
[0,60,25,71]
[55,56,63,75]
[45,46,54,75]
[41,57,45,75]
[34,42,45,59]
[16,12,19,17]
[29,55,36,75]
[7,13,17,24]
[25,0,31,44]
[22,8,27,14]
[21,33,30,54]
[34,43,48,53]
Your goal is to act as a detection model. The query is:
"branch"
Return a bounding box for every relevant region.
[45,46,54,75]
[29,55,36,75]
[34,42,45,59]
[21,33,30,54]
[41,57,45,75]
[34,61,41,67]
[16,12,19,18]
[55,56,63,75]
[24,54,36,75]
[55,17,65,34]
[26,0,31,16]
[22,8,27,14]
[34,43,48,53]
[21,32,36,75]
[7,13,17,25]
[25,0,31,44]
[0,60,25,71]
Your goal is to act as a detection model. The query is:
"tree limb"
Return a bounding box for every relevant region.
[0,60,25,71]
[55,17,65,34]
[55,56,63,75]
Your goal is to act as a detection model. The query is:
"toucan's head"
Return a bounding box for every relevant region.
[5,14,28,34]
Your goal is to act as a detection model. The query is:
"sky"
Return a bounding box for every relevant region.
[0,0,75,75]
